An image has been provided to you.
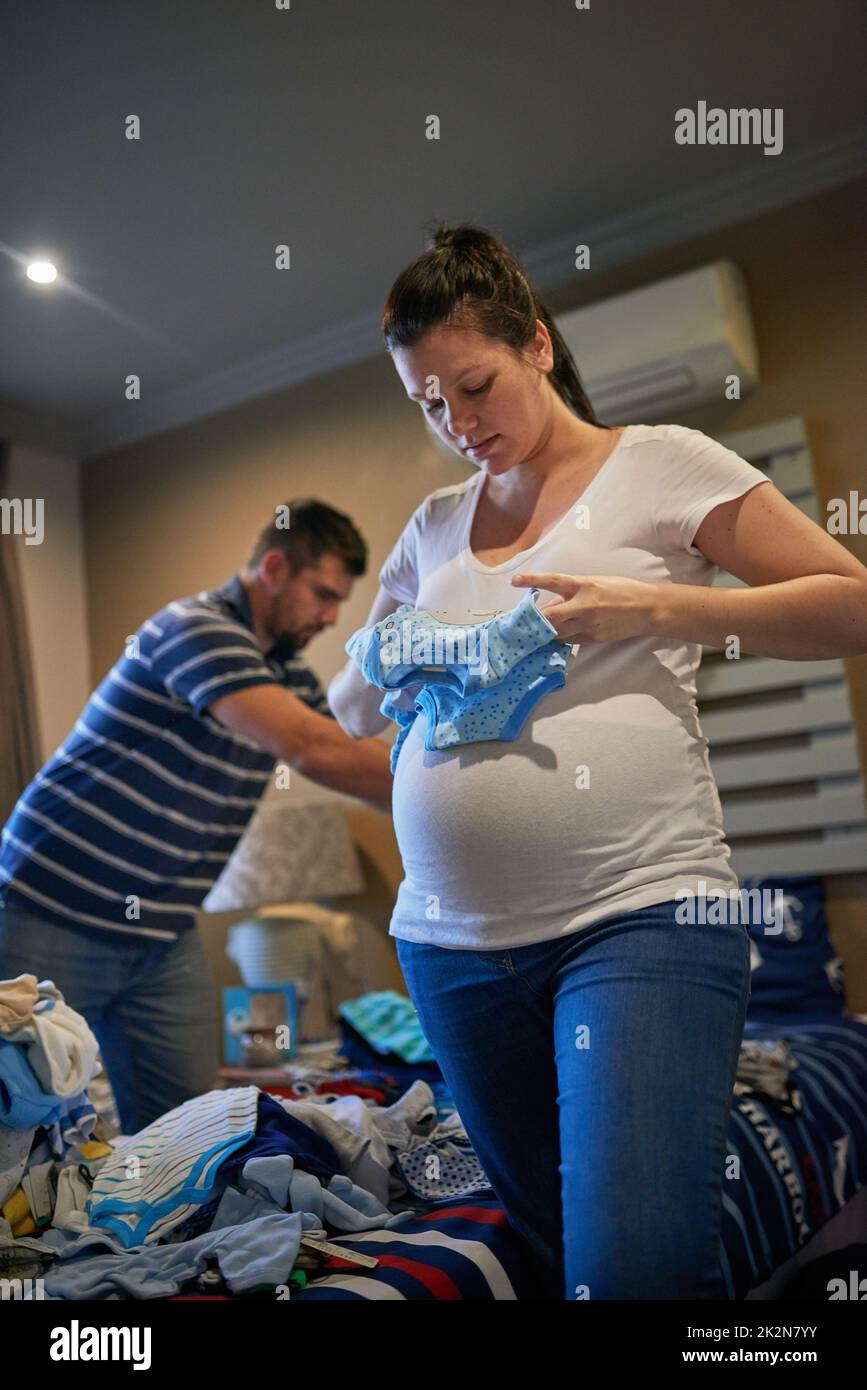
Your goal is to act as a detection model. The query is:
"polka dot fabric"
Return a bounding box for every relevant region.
[346,586,567,694]
[396,1140,492,1201]
[347,588,573,769]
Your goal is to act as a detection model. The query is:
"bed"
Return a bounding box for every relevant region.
[7,878,865,1302]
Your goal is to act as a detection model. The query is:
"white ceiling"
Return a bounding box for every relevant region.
[1,0,865,459]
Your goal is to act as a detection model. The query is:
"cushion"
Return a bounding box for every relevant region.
[740,875,845,1018]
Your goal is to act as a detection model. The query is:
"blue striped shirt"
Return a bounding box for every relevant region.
[0,575,334,941]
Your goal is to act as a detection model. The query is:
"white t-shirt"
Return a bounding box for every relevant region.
[377,422,771,950]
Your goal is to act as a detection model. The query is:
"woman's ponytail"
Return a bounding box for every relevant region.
[382,219,608,428]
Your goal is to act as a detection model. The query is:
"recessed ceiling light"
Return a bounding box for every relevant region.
[26,260,58,284]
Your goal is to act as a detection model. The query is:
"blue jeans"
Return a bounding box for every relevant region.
[0,905,219,1135]
[396,899,751,1301]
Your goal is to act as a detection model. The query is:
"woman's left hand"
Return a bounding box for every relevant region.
[511,572,662,644]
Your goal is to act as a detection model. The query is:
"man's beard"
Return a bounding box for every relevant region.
[269,623,306,650]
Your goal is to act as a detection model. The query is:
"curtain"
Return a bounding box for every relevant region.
[0,441,41,823]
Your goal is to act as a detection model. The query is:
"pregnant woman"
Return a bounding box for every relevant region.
[328,222,867,1300]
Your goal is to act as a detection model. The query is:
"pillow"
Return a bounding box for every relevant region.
[740,875,845,1019]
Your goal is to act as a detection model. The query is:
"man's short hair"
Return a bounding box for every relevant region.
[248,498,367,577]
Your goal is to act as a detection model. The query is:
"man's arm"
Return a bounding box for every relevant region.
[207,684,392,810]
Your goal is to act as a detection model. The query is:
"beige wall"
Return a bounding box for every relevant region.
[8,443,90,758]
[81,175,867,1000]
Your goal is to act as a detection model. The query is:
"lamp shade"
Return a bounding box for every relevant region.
[202,797,364,913]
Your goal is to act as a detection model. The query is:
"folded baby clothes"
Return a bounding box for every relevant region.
[412,642,569,752]
[346,586,565,696]
[348,589,573,768]
[379,641,570,769]
[339,991,435,1065]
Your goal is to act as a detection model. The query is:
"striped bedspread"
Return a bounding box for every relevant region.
[291,1199,552,1301]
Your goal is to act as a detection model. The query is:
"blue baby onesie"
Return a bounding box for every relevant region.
[345,588,573,768]
[414,643,569,750]
[345,586,563,695]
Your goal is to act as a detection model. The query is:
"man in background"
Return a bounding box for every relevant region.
[0,498,392,1132]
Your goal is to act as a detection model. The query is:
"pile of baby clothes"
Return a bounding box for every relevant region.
[333,995,492,1208]
[21,1077,454,1298]
[1,973,497,1298]
[0,973,111,1285]
[345,587,573,769]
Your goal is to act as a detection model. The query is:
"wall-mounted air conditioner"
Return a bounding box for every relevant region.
[555,260,760,423]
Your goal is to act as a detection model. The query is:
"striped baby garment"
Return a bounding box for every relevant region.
[86,1087,259,1247]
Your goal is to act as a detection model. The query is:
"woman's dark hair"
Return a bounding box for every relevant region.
[382,220,608,428]
[247,498,367,576]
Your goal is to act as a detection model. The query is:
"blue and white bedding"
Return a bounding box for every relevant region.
[721,1014,867,1298]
